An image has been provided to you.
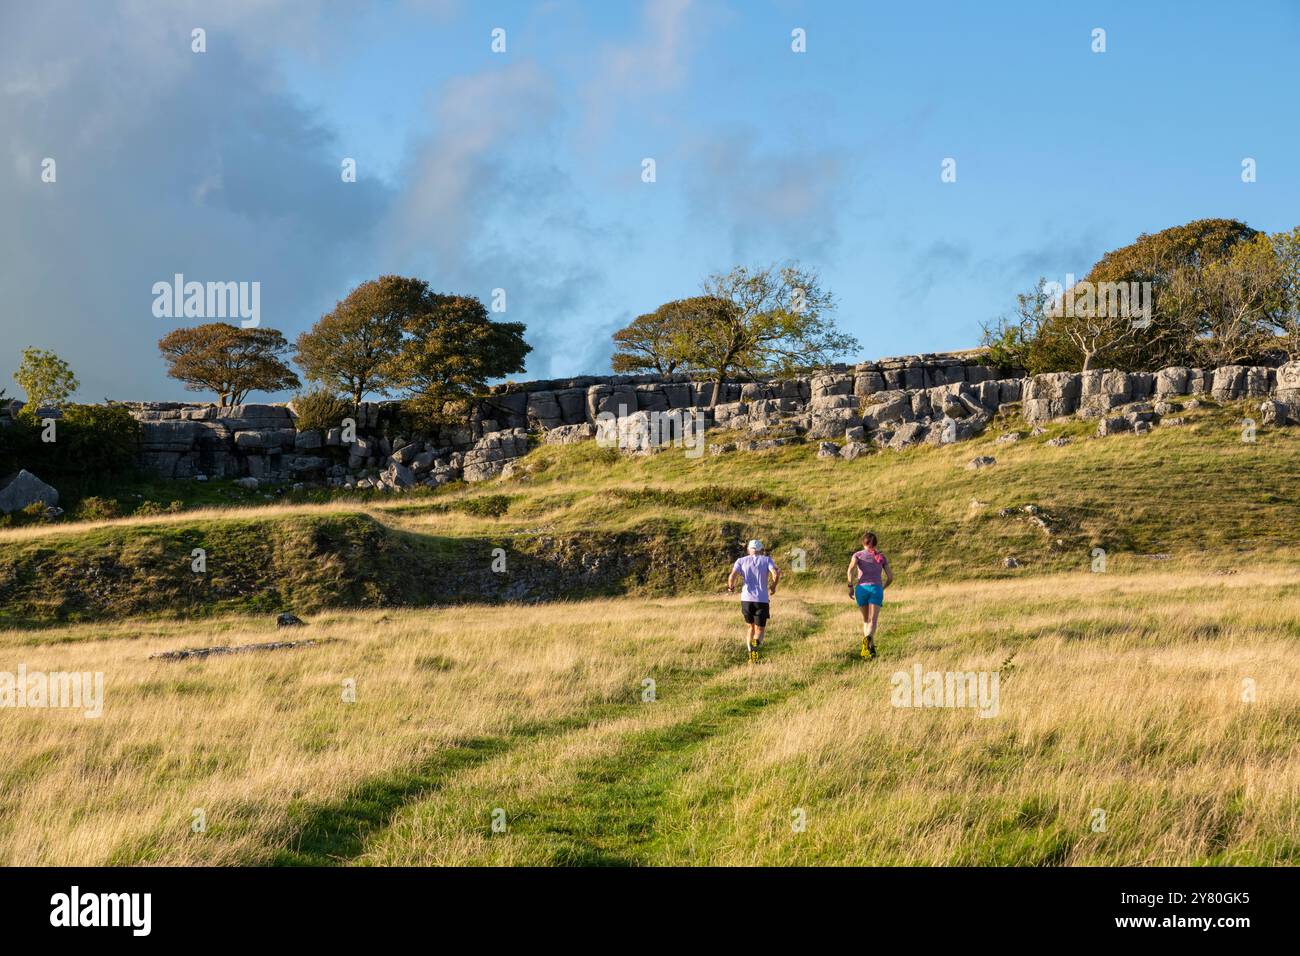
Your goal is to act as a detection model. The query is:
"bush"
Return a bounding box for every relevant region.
[0,404,139,486]
[0,501,53,528]
[291,388,353,434]
[76,497,121,521]
[610,486,788,511]
[59,405,140,475]
[455,495,511,518]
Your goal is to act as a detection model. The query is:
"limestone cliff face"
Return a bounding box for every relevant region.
[111,353,1300,487]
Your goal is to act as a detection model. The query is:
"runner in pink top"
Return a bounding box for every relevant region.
[846,531,893,660]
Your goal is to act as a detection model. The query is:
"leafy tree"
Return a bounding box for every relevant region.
[385,294,531,423]
[1078,217,1260,369]
[980,278,1076,375]
[1165,232,1281,367]
[684,263,858,406]
[1269,227,1300,359]
[158,323,300,407]
[998,220,1269,373]
[295,275,414,407]
[1084,218,1259,288]
[12,347,78,418]
[611,303,691,375]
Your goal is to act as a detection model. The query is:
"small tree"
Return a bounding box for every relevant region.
[611,303,690,375]
[158,323,300,407]
[980,279,1055,374]
[385,294,531,424]
[295,275,415,407]
[685,263,858,406]
[1269,226,1300,359]
[1167,232,1281,367]
[1053,287,1153,372]
[13,347,79,418]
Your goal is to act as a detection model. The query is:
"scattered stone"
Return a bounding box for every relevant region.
[994,431,1022,444]
[234,477,259,490]
[1002,556,1020,569]
[840,441,870,460]
[887,421,929,450]
[544,422,596,445]
[816,441,841,459]
[1097,417,1130,437]
[379,460,417,490]
[151,639,318,661]
[276,612,306,628]
[1045,436,1071,447]
[966,455,996,470]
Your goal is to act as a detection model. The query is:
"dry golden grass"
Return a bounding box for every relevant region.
[1,568,1296,865]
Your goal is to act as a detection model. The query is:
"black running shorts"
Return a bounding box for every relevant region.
[741,601,770,625]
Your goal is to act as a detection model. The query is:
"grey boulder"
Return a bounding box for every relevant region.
[0,469,59,514]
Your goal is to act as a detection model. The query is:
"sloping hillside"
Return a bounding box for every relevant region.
[2,395,1299,626]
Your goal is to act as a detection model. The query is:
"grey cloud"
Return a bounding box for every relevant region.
[1,2,390,402]
[682,129,848,262]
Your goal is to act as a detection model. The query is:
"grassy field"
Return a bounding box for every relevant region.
[1,397,1298,864]
[2,569,1296,866]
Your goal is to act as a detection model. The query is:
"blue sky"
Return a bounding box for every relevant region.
[3,0,1298,401]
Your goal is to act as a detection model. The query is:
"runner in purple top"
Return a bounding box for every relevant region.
[846,531,893,660]
[727,539,781,664]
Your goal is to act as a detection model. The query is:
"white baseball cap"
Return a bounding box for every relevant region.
[747,539,763,552]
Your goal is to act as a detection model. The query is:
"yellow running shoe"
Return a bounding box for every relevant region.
[749,645,761,664]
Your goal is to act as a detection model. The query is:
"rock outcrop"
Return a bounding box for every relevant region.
[109,353,1300,490]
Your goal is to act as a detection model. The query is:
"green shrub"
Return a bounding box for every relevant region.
[132,499,184,514]
[291,388,353,434]
[610,486,788,510]
[455,495,511,518]
[15,502,50,525]
[76,497,121,521]
[0,404,139,487]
